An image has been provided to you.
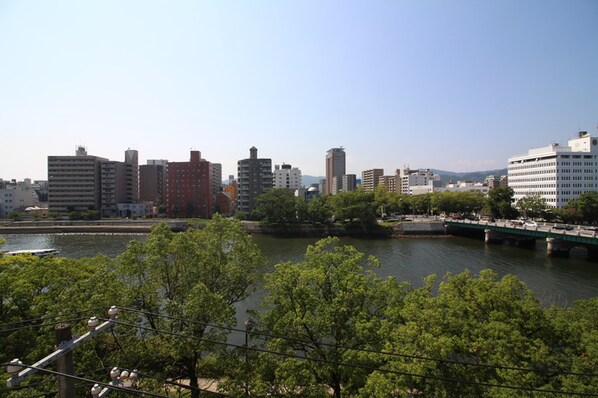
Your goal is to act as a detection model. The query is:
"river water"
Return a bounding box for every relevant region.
[2,233,597,307]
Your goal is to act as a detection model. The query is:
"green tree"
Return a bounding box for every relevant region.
[253,188,299,224]
[116,215,265,398]
[570,191,598,224]
[486,186,518,219]
[256,238,404,398]
[331,191,377,226]
[363,269,566,397]
[516,193,547,219]
[0,253,120,398]
[307,197,333,223]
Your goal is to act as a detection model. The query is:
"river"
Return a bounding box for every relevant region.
[2,233,597,307]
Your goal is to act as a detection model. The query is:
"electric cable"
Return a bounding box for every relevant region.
[107,318,598,397]
[0,317,89,334]
[0,307,105,328]
[119,306,598,378]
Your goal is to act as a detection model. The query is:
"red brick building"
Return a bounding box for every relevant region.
[166,151,212,219]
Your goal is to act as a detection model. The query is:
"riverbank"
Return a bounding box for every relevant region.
[0,219,447,237]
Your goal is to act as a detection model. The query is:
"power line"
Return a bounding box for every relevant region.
[0,317,89,334]
[108,318,598,397]
[119,307,598,378]
[0,307,105,328]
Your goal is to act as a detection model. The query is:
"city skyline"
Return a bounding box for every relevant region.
[1,1,597,181]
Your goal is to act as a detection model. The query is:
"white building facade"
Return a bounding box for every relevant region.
[508,131,598,208]
[273,164,302,190]
[398,168,441,195]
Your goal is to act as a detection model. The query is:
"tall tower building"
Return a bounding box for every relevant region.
[124,149,139,204]
[237,147,272,215]
[325,147,346,195]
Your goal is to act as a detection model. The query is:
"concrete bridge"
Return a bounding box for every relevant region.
[445,219,598,259]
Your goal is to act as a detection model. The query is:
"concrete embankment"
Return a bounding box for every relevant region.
[392,221,446,237]
[0,220,447,238]
[0,220,190,234]
[241,221,393,238]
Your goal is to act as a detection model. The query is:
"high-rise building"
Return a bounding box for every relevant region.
[341,174,357,192]
[273,164,302,190]
[361,169,384,192]
[211,163,222,212]
[124,149,139,204]
[166,150,213,218]
[48,146,107,213]
[237,147,272,215]
[325,147,346,195]
[508,131,598,208]
[378,175,397,193]
[139,160,168,207]
[100,150,139,218]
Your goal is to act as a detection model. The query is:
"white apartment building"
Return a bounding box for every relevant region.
[397,168,441,195]
[273,164,302,190]
[508,131,598,208]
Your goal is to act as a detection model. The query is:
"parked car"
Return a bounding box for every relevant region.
[553,224,573,230]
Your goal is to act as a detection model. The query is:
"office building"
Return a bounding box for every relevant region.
[237,147,272,215]
[325,147,346,195]
[508,131,598,208]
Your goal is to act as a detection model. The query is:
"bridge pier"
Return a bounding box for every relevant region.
[546,238,574,257]
[586,246,598,261]
[484,229,502,244]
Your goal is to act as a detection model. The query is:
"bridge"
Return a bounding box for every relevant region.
[445,219,598,259]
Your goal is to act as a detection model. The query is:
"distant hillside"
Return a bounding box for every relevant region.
[302,175,325,186]
[432,168,508,184]
[223,170,506,187]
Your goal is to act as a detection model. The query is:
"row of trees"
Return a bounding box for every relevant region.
[252,187,598,226]
[1,220,597,397]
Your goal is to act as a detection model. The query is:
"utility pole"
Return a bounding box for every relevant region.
[6,307,119,390]
[55,324,75,398]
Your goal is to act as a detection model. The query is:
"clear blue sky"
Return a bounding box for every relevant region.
[1,0,597,181]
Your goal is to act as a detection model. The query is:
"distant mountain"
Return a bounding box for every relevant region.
[302,175,325,186]
[431,168,508,184]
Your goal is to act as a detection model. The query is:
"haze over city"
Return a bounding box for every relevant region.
[1,0,597,181]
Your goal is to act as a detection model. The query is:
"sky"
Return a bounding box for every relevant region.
[1,0,597,181]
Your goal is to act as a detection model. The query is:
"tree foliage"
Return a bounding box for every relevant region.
[253,188,303,224]
[486,186,518,219]
[516,193,547,220]
[331,191,377,226]
[257,237,404,398]
[114,215,265,398]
